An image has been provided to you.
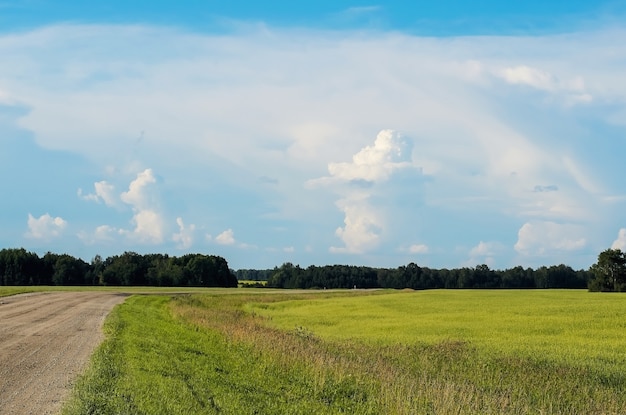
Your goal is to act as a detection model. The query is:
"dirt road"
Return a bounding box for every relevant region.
[0,291,127,415]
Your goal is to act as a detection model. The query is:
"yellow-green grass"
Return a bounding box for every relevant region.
[238,279,268,287]
[250,289,626,374]
[64,290,626,414]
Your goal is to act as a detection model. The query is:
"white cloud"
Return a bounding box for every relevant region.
[313,129,414,185]
[25,213,67,240]
[314,130,420,254]
[470,241,500,257]
[330,195,383,254]
[120,169,157,210]
[514,221,587,256]
[172,217,195,250]
[117,169,165,244]
[611,228,626,251]
[496,65,592,104]
[465,241,505,267]
[121,209,164,244]
[215,228,235,245]
[77,224,118,245]
[499,65,557,91]
[78,180,117,206]
[408,244,429,254]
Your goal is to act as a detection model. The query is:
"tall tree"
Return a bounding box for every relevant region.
[589,249,626,292]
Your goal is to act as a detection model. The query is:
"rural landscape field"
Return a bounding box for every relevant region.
[3,1,626,414]
[36,288,622,414]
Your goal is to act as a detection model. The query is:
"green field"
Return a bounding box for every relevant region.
[250,289,626,371]
[58,289,626,414]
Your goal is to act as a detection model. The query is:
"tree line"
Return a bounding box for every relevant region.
[3,247,623,291]
[262,262,591,290]
[0,248,237,287]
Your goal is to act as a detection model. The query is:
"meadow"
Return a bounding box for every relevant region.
[59,289,626,414]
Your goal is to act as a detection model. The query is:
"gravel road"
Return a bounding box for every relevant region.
[0,291,127,415]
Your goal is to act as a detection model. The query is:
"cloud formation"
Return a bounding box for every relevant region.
[25,213,67,240]
[2,23,625,268]
[116,169,164,244]
[325,129,414,183]
[611,228,626,251]
[79,181,117,206]
[172,217,195,250]
[215,229,236,245]
[515,221,587,256]
[312,130,421,254]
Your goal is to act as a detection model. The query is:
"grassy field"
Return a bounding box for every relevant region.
[250,289,626,372]
[60,289,626,414]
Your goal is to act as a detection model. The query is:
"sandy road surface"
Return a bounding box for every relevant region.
[0,291,127,415]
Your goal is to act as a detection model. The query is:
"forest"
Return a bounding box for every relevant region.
[0,249,237,287]
[238,262,591,290]
[2,247,624,291]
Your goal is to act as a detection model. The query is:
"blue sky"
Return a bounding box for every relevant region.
[1,1,626,270]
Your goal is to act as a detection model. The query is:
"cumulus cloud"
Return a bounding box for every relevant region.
[611,228,626,251]
[312,129,414,185]
[172,217,195,250]
[116,169,165,244]
[314,130,421,254]
[215,228,235,245]
[121,209,164,244]
[514,221,587,256]
[25,213,67,240]
[120,169,157,209]
[330,195,384,254]
[465,241,504,267]
[78,180,117,206]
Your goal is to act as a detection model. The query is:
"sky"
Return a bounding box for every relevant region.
[1,1,626,270]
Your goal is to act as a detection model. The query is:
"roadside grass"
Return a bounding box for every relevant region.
[63,293,381,415]
[0,286,66,296]
[0,286,240,297]
[63,289,626,414]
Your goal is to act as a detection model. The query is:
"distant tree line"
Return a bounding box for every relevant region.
[0,248,237,287]
[3,247,621,291]
[264,262,592,290]
[233,269,274,281]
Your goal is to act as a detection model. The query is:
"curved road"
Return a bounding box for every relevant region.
[0,291,127,415]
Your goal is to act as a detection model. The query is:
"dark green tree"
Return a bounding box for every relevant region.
[589,249,626,292]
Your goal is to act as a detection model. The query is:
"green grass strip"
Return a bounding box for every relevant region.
[62,295,379,415]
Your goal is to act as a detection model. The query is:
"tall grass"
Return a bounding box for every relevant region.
[64,290,626,414]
